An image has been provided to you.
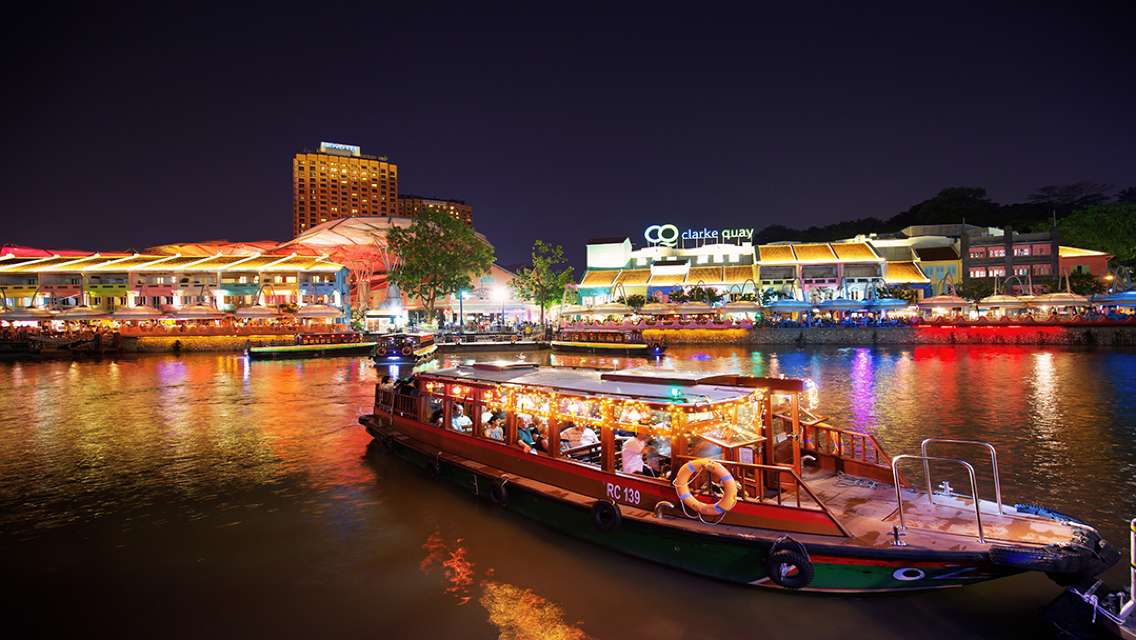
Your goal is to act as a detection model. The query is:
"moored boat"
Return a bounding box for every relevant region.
[359,362,1117,593]
[372,332,437,363]
[551,327,665,356]
[248,332,376,359]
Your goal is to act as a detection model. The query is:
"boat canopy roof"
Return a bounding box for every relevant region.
[419,363,800,405]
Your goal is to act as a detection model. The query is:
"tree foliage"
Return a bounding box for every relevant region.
[1116,187,1136,204]
[616,294,646,310]
[1057,203,1136,266]
[955,280,993,303]
[1028,181,1114,208]
[387,207,494,323]
[510,240,574,327]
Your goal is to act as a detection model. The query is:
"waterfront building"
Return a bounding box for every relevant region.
[398,194,473,225]
[961,227,1059,292]
[0,248,349,319]
[293,142,399,236]
[1058,245,1110,277]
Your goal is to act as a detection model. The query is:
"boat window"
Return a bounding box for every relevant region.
[425,395,444,427]
[448,399,474,434]
[480,408,506,441]
[559,421,601,468]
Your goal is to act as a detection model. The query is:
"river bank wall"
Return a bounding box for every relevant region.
[123,334,298,353]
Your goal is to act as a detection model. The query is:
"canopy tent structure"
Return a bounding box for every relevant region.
[588,301,633,315]
[234,305,284,319]
[978,294,1027,310]
[169,304,227,320]
[764,299,814,313]
[675,301,716,315]
[295,304,344,319]
[0,307,58,322]
[558,303,589,315]
[1092,290,1136,307]
[917,294,971,310]
[639,302,679,315]
[112,306,164,320]
[866,297,910,311]
[57,306,110,320]
[720,300,761,314]
[818,298,868,312]
[1031,291,1089,308]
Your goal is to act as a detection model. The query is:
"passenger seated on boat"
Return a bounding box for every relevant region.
[379,375,395,391]
[451,404,473,433]
[620,432,652,474]
[559,422,598,451]
[428,407,444,426]
[483,412,505,442]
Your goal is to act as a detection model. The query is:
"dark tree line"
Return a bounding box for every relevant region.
[755,182,1134,244]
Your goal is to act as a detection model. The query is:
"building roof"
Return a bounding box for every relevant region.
[792,243,837,263]
[399,194,468,204]
[687,267,724,283]
[614,269,651,286]
[914,246,960,261]
[0,251,344,274]
[722,265,757,284]
[647,273,686,286]
[758,245,797,264]
[883,261,930,284]
[829,242,880,262]
[580,270,619,287]
[1058,245,1109,258]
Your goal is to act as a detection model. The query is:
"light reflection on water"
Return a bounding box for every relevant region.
[0,346,1134,638]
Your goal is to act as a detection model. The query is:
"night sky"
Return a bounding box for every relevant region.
[3,3,1134,270]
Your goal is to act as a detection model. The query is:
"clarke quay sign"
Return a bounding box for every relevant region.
[643,224,754,248]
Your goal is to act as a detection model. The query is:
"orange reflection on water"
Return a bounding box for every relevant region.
[420,529,591,638]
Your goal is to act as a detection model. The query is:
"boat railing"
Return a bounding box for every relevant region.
[801,422,890,468]
[920,438,1003,513]
[671,455,838,515]
[891,454,985,543]
[376,388,417,418]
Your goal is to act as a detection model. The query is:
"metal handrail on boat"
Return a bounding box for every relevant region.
[920,438,1003,514]
[891,454,985,543]
[801,422,890,467]
[670,455,850,536]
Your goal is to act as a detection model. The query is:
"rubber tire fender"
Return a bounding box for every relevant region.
[488,479,509,507]
[591,500,622,532]
[377,346,388,356]
[766,548,814,589]
[401,346,413,356]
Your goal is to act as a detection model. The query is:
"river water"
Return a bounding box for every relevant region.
[2,346,1134,638]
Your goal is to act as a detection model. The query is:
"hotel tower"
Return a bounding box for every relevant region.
[292,142,399,236]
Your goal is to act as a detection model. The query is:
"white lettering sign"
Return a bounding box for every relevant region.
[643,224,754,247]
[606,482,641,505]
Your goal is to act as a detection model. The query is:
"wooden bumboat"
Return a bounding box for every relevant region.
[247,332,376,360]
[372,332,437,363]
[551,328,665,356]
[359,362,1118,593]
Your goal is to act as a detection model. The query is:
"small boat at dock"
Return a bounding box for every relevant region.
[372,332,437,363]
[551,327,665,356]
[360,362,1118,593]
[247,332,376,359]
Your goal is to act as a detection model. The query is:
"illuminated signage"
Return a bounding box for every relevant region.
[644,224,753,247]
[319,141,362,157]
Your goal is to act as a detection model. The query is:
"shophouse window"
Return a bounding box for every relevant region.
[988,247,1006,258]
[969,267,987,278]
[1033,244,1052,256]
[989,266,1006,278]
[969,248,986,259]
[1013,246,1031,257]
[1014,266,1030,276]
[1031,264,1052,276]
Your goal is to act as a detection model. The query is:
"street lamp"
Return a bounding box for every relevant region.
[458,289,469,333]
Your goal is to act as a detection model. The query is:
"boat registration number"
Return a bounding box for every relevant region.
[606,482,641,505]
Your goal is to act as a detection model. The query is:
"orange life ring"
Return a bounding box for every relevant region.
[400,346,413,356]
[673,458,738,517]
[377,346,388,356]
[510,335,519,343]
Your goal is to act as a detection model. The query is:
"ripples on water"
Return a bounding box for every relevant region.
[1,346,1134,638]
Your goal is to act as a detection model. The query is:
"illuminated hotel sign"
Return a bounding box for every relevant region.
[644,224,754,247]
[319,141,362,157]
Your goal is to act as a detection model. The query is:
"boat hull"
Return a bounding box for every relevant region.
[247,341,377,360]
[360,415,1018,593]
[372,343,438,364]
[550,341,665,357]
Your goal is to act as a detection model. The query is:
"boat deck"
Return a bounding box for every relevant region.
[802,468,1082,549]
